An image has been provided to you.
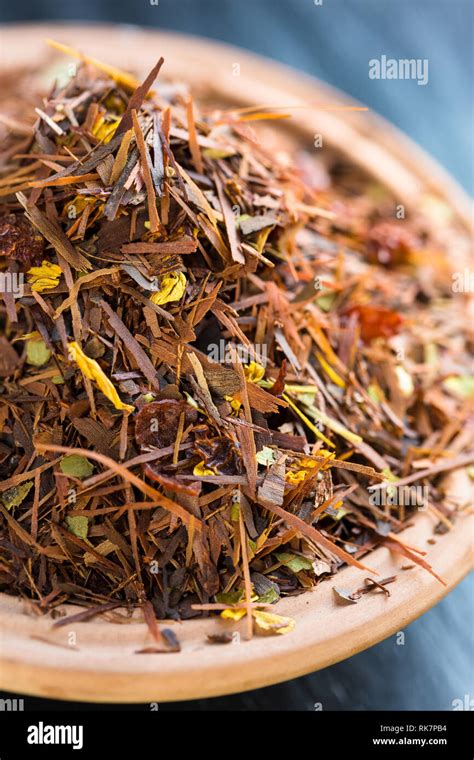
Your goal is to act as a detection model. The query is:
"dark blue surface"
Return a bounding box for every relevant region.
[1,0,473,192]
[0,0,472,710]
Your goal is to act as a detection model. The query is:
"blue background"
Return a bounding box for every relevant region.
[0,0,472,710]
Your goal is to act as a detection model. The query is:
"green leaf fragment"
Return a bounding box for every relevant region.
[257,586,280,604]
[26,337,51,367]
[60,455,94,479]
[276,552,313,573]
[315,292,336,312]
[326,505,349,520]
[65,515,89,540]
[297,392,317,407]
[443,375,474,399]
[1,481,34,511]
[230,501,240,522]
[215,590,244,605]
[381,467,398,483]
[256,446,277,466]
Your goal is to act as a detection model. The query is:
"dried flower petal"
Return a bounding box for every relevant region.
[252,609,295,635]
[193,460,216,476]
[68,341,134,413]
[150,271,186,306]
[244,361,265,383]
[27,260,62,292]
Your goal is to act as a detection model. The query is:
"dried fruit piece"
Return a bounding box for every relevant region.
[0,213,44,265]
[193,434,241,475]
[367,220,420,267]
[345,304,403,343]
[135,399,198,449]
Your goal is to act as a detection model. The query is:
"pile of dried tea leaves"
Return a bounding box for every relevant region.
[0,45,472,643]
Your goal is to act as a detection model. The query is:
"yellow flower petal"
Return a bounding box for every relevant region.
[67,195,97,216]
[244,361,265,384]
[27,261,62,292]
[193,460,216,477]
[92,114,120,144]
[220,608,247,621]
[305,450,335,470]
[224,394,242,414]
[150,272,186,306]
[316,352,346,388]
[299,457,319,469]
[286,449,335,485]
[252,609,295,635]
[285,470,307,485]
[283,393,335,448]
[68,342,134,413]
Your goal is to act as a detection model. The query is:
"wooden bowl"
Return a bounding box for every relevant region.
[0,23,472,703]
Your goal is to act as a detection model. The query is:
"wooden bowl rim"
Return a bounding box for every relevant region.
[0,23,472,703]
